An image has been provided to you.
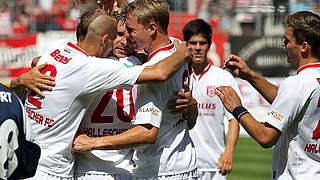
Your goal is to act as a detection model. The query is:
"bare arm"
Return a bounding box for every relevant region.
[10,63,55,99]
[224,55,278,104]
[217,118,239,175]
[216,86,281,148]
[72,124,158,153]
[136,40,189,84]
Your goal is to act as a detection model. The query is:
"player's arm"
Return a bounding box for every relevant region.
[10,63,55,99]
[167,83,198,129]
[217,118,239,175]
[216,86,281,148]
[224,54,278,104]
[136,40,189,83]
[72,124,158,152]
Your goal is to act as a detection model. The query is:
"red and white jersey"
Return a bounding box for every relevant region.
[75,56,143,176]
[188,63,240,170]
[24,39,144,178]
[263,63,320,180]
[132,37,197,177]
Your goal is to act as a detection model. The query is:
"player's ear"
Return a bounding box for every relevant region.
[148,22,157,36]
[300,41,309,58]
[102,34,109,46]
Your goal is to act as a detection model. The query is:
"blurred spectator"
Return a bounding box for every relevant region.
[0,2,12,37]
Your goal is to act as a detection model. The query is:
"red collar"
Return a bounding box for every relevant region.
[147,42,175,61]
[67,42,88,56]
[192,63,212,81]
[297,63,320,74]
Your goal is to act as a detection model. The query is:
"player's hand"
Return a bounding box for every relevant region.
[224,54,254,81]
[217,151,233,175]
[31,56,41,67]
[174,40,189,60]
[167,82,197,114]
[72,134,94,154]
[215,86,242,113]
[97,0,122,14]
[16,63,55,98]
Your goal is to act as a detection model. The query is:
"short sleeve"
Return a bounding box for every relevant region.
[263,77,302,132]
[132,83,163,128]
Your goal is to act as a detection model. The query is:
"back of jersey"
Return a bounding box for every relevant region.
[0,84,40,180]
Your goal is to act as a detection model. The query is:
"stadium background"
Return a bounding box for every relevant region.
[0,0,318,179]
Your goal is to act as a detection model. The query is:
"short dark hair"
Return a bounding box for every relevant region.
[286,11,320,59]
[183,19,212,46]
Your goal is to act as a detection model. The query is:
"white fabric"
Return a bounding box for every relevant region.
[24,39,144,178]
[132,37,197,177]
[189,63,240,171]
[26,169,73,180]
[132,168,198,180]
[263,62,320,180]
[75,56,143,177]
[197,171,225,180]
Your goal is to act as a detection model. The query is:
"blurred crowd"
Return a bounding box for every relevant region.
[0,0,99,37]
[0,0,320,37]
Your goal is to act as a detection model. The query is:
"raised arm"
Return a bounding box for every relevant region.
[224,54,278,104]
[136,40,189,84]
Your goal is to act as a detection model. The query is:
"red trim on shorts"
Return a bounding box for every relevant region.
[297,63,320,74]
[67,42,88,56]
[148,42,175,61]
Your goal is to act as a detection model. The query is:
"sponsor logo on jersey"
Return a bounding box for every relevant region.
[267,110,285,122]
[207,86,216,97]
[138,107,154,113]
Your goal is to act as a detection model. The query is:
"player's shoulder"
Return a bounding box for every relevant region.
[210,65,235,79]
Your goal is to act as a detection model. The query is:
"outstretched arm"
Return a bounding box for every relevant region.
[215,86,281,148]
[72,124,158,153]
[217,118,239,175]
[136,40,189,83]
[224,55,278,104]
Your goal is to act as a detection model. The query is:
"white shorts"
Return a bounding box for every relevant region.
[75,172,132,180]
[198,171,225,180]
[24,169,74,180]
[133,168,198,180]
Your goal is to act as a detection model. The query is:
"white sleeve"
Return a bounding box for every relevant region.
[133,83,164,128]
[83,57,145,94]
[263,77,302,132]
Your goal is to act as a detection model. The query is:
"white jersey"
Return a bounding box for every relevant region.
[75,56,143,176]
[263,63,320,180]
[24,39,144,178]
[188,63,240,171]
[132,37,197,177]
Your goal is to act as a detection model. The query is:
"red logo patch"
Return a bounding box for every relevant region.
[207,86,216,97]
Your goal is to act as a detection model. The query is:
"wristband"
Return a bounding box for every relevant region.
[232,106,249,121]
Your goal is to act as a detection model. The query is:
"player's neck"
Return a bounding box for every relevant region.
[192,61,209,75]
[148,34,171,53]
[298,56,320,68]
